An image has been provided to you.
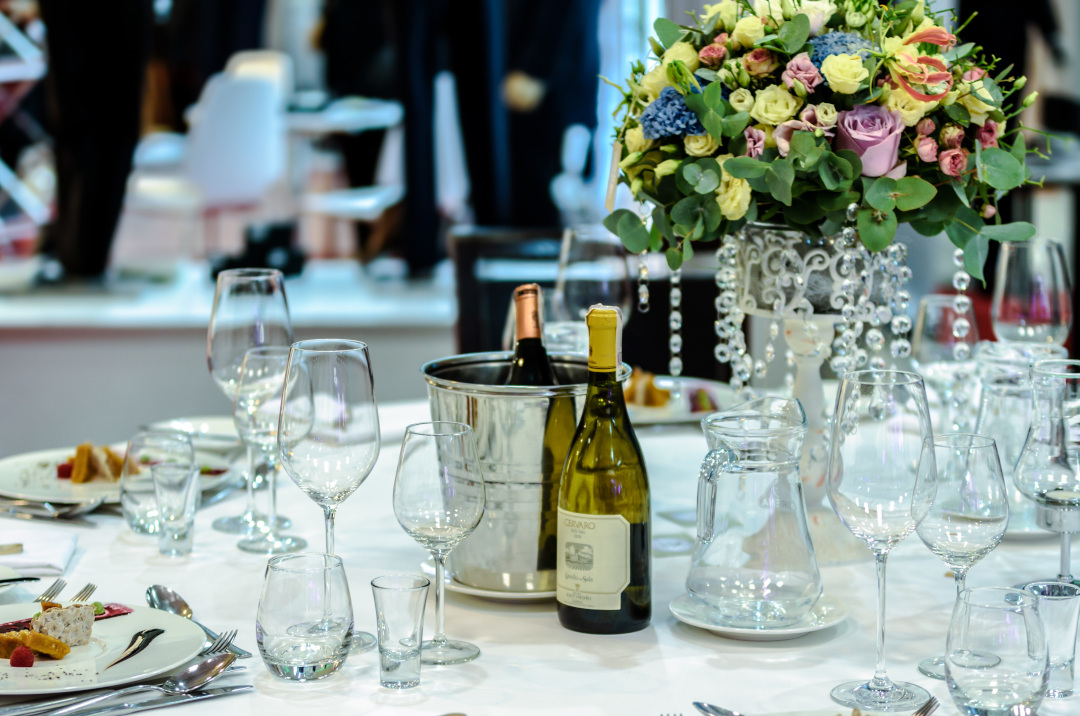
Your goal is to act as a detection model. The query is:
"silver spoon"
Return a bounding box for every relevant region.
[692,703,743,716]
[49,652,235,715]
[146,585,252,658]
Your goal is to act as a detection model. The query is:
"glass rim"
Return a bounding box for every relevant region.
[958,585,1036,609]
[371,575,431,591]
[925,433,996,450]
[842,369,924,387]
[244,345,292,358]
[1022,580,1080,599]
[129,428,193,445]
[404,421,473,438]
[290,339,370,354]
[1032,359,1080,378]
[267,552,344,572]
[216,267,284,279]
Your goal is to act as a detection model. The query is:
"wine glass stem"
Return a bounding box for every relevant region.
[953,568,968,600]
[1060,532,1073,582]
[871,553,892,690]
[324,506,336,556]
[244,445,258,524]
[264,453,279,538]
[432,552,447,643]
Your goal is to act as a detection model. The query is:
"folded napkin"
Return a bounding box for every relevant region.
[0,532,77,576]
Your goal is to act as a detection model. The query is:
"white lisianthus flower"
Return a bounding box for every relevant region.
[714,154,752,220]
[731,16,766,48]
[729,88,755,113]
[749,84,801,125]
[820,53,868,94]
[639,65,668,102]
[662,41,700,73]
[882,87,938,127]
[684,133,719,157]
[798,0,837,36]
[957,79,994,126]
[624,126,654,153]
[815,102,838,127]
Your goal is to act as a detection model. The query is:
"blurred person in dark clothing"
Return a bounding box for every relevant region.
[36,0,153,278]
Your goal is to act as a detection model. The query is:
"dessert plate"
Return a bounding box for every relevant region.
[420,560,555,601]
[0,603,205,695]
[627,377,737,426]
[669,593,847,641]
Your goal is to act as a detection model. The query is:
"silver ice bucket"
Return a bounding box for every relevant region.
[421,351,630,593]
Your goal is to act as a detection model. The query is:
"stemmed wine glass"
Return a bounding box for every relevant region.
[278,339,380,651]
[826,369,934,711]
[991,238,1072,345]
[233,347,306,554]
[912,433,1009,680]
[207,268,294,535]
[393,422,486,665]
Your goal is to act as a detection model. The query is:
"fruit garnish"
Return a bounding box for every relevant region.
[9,645,33,667]
[199,466,227,476]
[57,462,73,479]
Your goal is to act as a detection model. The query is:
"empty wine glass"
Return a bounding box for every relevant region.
[911,294,979,432]
[393,422,486,665]
[912,433,1009,680]
[278,339,380,651]
[234,347,306,554]
[549,225,633,351]
[826,369,934,711]
[992,239,1072,345]
[207,268,294,535]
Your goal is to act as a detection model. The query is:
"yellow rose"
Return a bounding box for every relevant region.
[729,88,755,113]
[684,133,719,157]
[639,65,669,102]
[749,84,801,125]
[624,126,654,154]
[662,41,700,74]
[703,0,739,31]
[715,154,752,220]
[940,89,960,106]
[882,87,937,127]
[815,102,838,127]
[754,123,776,148]
[958,80,994,126]
[731,16,765,48]
[820,53,868,94]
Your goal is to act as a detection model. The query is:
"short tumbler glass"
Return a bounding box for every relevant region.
[257,553,352,681]
[371,575,430,689]
[1024,580,1080,698]
[151,462,200,556]
[121,429,194,534]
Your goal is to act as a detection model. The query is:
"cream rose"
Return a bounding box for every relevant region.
[624,126,654,154]
[815,102,838,127]
[731,16,766,48]
[639,65,669,102]
[820,53,868,94]
[957,80,994,126]
[749,84,801,125]
[703,0,739,31]
[663,41,700,73]
[729,88,755,113]
[883,87,937,127]
[715,154,752,220]
[684,133,719,157]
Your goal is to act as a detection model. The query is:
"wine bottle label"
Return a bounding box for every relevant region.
[556,507,630,610]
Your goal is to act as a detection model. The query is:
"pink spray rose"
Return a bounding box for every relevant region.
[781,53,823,94]
[744,126,766,159]
[916,135,939,162]
[742,48,779,77]
[699,43,727,66]
[940,124,965,148]
[939,148,969,177]
[834,105,905,177]
[963,67,988,82]
[975,120,1000,149]
[916,118,935,136]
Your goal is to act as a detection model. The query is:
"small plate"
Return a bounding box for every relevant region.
[420,560,555,602]
[627,377,736,426]
[669,593,847,641]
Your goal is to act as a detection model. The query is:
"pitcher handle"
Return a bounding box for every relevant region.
[696,448,727,544]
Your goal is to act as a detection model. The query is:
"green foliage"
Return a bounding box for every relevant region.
[978,148,1026,191]
[603,210,651,253]
[653,18,684,49]
[857,208,898,251]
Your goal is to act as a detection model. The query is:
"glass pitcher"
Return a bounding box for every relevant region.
[688,397,822,628]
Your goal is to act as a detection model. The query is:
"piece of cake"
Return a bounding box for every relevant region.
[31,604,95,647]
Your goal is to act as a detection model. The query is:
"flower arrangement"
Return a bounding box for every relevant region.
[603,0,1040,282]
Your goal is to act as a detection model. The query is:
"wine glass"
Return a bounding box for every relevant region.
[393,422,486,665]
[278,339,380,651]
[991,238,1072,345]
[826,369,934,711]
[911,294,979,432]
[549,225,633,351]
[233,347,306,554]
[207,268,294,535]
[912,433,1009,680]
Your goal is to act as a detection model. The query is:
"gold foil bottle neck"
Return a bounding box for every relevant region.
[586,305,623,372]
[513,283,543,340]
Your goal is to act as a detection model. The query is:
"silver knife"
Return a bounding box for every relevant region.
[56,685,251,716]
[0,510,96,528]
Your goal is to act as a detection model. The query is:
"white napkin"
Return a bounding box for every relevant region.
[0,533,77,576]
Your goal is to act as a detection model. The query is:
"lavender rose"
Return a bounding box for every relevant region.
[834,105,904,177]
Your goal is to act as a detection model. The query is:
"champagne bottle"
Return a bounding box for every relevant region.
[505,284,557,386]
[556,305,650,633]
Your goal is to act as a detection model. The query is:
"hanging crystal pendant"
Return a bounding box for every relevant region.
[669,268,683,376]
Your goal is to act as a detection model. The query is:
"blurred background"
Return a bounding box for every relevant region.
[0,0,1076,453]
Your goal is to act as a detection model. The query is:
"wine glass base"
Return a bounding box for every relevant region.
[917,656,946,680]
[267,514,292,530]
[348,630,377,653]
[830,679,931,712]
[421,639,480,666]
[237,533,307,555]
[212,511,269,535]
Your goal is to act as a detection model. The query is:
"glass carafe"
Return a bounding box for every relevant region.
[688,397,822,628]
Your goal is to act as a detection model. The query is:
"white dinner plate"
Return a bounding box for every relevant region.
[0,446,235,505]
[627,376,737,426]
[669,593,847,641]
[0,603,205,695]
[420,560,555,601]
[148,416,240,453]
[0,567,19,594]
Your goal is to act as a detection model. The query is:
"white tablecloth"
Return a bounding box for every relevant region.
[0,401,1072,716]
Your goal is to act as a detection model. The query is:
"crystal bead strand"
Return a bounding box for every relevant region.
[637,254,650,314]
[714,233,747,394]
[668,268,683,376]
[949,248,974,430]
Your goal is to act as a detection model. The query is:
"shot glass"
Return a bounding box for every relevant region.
[257,553,353,681]
[1025,581,1080,698]
[151,461,200,556]
[120,429,194,534]
[371,575,430,689]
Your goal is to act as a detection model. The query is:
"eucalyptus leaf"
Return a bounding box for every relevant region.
[963,234,991,283]
[857,208,898,252]
[950,179,970,208]
[834,149,862,182]
[943,42,975,62]
[778,13,810,54]
[723,156,769,179]
[944,206,985,249]
[974,77,1004,108]
[865,177,897,212]
[695,168,720,194]
[766,160,795,206]
[665,246,684,271]
[671,195,703,226]
[944,103,970,126]
[894,176,937,211]
[981,221,1037,242]
[721,111,751,138]
[654,18,684,49]
[684,93,726,141]
[702,198,722,232]
[910,219,945,237]
[980,148,1026,191]
[603,209,651,253]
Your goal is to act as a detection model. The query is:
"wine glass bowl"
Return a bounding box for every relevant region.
[911,294,979,432]
[393,421,485,666]
[550,225,633,349]
[991,239,1072,345]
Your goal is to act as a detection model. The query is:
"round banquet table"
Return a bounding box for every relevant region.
[0,400,1072,716]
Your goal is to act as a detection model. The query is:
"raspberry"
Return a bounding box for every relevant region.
[9,645,34,667]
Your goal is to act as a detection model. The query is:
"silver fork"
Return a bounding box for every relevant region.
[34,578,65,602]
[70,583,97,602]
[198,629,237,656]
[913,696,940,716]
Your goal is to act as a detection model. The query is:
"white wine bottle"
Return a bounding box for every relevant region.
[556,305,650,633]
[505,284,557,386]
